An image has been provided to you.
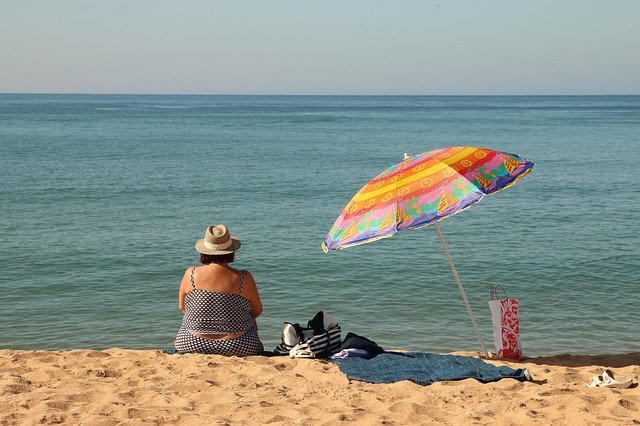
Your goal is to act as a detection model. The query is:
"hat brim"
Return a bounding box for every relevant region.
[195,237,241,255]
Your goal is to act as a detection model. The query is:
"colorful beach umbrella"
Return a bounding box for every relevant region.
[322,146,534,357]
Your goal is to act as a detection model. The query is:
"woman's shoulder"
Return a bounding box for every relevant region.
[239,269,257,289]
[237,268,254,277]
[183,265,197,275]
[180,266,197,282]
[226,266,251,275]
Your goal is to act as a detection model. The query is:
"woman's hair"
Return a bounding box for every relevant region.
[200,252,235,265]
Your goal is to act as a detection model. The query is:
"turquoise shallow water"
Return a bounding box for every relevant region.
[1,94,639,356]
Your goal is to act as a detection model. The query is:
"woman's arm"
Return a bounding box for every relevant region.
[177,267,191,313]
[243,270,263,319]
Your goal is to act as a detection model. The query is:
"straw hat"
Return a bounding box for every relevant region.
[195,225,241,255]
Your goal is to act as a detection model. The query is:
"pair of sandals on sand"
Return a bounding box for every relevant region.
[585,369,634,389]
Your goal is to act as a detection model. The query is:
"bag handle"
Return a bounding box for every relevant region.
[489,284,508,300]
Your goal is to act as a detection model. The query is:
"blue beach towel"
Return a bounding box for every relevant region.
[332,352,530,386]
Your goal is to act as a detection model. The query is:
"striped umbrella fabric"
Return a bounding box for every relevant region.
[322,146,534,252]
[321,146,534,357]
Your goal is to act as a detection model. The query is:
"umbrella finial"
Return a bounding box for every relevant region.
[403,153,411,160]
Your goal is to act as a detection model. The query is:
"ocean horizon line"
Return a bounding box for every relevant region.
[1,92,639,97]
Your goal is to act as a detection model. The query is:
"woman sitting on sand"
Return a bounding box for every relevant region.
[174,224,264,356]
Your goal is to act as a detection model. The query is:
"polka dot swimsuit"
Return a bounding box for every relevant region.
[174,267,263,356]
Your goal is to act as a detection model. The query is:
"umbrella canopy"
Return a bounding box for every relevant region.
[322,146,534,252]
[321,146,534,357]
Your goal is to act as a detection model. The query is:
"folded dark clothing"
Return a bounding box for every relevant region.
[338,332,385,359]
[332,351,530,386]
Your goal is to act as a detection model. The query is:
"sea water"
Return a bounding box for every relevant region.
[1,94,639,356]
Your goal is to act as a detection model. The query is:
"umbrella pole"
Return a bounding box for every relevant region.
[433,222,489,358]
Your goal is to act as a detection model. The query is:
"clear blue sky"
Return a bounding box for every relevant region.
[1,0,639,95]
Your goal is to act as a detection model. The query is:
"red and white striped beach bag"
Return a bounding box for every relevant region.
[488,285,522,360]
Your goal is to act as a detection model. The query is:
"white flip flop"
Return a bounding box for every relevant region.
[585,374,604,388]
[585,370,633,389]
[602,369,633,389]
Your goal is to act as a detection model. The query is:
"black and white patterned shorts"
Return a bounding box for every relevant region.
[174,327,264,356]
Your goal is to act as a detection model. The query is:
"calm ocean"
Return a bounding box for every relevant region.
[1,94,638,356]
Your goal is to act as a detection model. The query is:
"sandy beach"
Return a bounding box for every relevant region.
[1,349,638,425]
